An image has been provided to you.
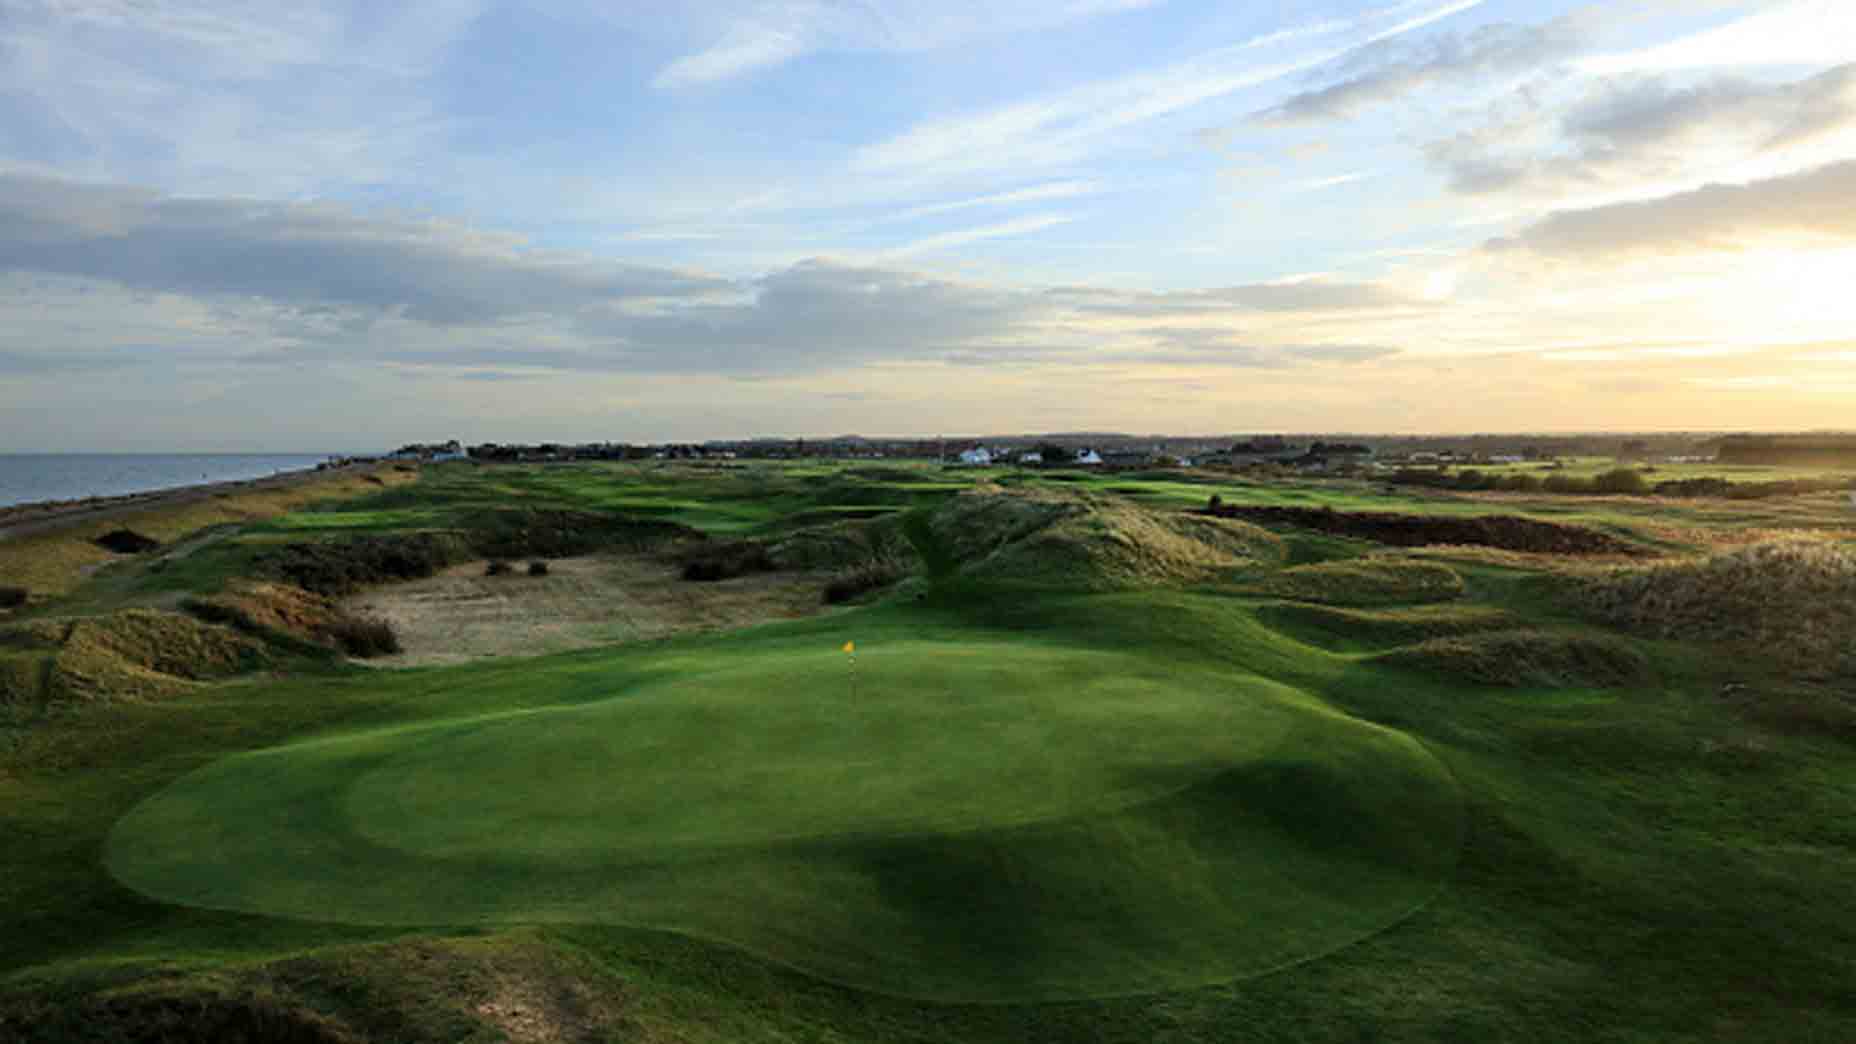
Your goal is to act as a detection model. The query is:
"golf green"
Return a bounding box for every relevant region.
[107,640,1463,1001]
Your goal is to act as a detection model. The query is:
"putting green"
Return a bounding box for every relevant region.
[107,641,1463,1001]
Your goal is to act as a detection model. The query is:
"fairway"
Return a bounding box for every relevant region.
[107,640,1463,1002]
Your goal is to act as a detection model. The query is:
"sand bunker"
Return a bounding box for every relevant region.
[343,554,833,666]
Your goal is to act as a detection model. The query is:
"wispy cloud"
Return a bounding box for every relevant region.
[651,24,806,88]
[1295,171,1375,191]
[889,181,1105,222]
[649,0,1164,89]
[1252,12,1585,125]
[885,214,1077,258]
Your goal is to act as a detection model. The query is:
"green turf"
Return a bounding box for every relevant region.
[105,640,1461,1002]
[10,460,1856,1041]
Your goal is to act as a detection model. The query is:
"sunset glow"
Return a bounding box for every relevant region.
[2,0,1853,448]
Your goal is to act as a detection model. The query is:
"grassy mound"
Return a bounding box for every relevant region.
[774,516,923,602]
[108,640,1461,1002]
[2,610,270,708]
[1254,555,1466,606]
[1375,630,1651,688]
[188,581,399,658]
[258,532,472,597]
[770,515,919,572]
[1208,504,1645,555]
[464,508,698,559]
[1577,537,1856,677]
[1257,602,1520,651]
[930,487,1282,589]
[0,933,632,1044]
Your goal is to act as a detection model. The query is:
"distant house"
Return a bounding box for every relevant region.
[1074,448,1104,466]
[958,447,993,466]
[1018,450,1044,465]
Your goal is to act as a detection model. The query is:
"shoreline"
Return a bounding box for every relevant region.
[0,462,374,544]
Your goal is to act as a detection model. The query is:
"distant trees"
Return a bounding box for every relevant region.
[1032,442,1074,464]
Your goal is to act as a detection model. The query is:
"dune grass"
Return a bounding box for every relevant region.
[0,467,418,601]
[1374,630,1652,689]
[1256,602,1521,651]
[1250,555,1467,606]
[1577,536,1856,677]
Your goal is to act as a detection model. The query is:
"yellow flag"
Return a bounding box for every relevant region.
[842,641,855,654]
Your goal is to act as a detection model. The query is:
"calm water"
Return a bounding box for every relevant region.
[0,454,333,509]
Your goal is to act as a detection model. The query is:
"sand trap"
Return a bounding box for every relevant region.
[344,554,832,666]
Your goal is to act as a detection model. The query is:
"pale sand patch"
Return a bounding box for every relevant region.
[344,555,834,667]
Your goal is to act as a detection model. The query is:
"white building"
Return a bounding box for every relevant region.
[1075,448,1104,465]
[958,447,993,466]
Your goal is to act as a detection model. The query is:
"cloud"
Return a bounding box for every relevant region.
[1567,64,1856,153]
[849,2,1482,179]
[649,0,1162,88]
[651,24,806,88]
[1252,14,1587,125]
[889,181,1104,222]
[1131,341,1403,367]
[884,214,1076,258]
[1059,278,1423,315]
[1489,158,1856,258]
[0,173,732,325]
[1578,0,1856,75]
[1294,171,1374,191]
[1431,62,1856,196]
[0,1,482,195]
[571,258,1062,372]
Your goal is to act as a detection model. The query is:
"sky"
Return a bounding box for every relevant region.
[2,0,1854,450]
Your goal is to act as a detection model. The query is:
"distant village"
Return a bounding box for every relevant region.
[322,431,1856,473]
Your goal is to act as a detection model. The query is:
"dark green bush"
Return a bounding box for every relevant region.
[1592,468,1650,495]
[527,560,550,576]
[326,614,401,658]
[485,560,512,577]
[0,587,26,609]
[680,541,775,582]
[823,556,911,604]
[260,532,468,596]
[465,509,697,559]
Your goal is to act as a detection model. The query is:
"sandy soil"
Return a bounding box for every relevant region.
[343,555,835,667]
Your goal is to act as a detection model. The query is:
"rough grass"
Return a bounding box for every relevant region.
[0,933,632,1044]
[1374,630,1652,689]
[187,581,398,659]
[932,487,1283,589]
[678,539,775,582]
[770,515,920,572]
[1257,603,1520,651]
[0,610,273,709]
[1254,556,1466,606]
[0,466,418,598]
[260,532,473,597]
[1576,537,1856,677]
[822,552,915,604]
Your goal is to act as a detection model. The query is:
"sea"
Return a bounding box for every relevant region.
[0,454,334,510]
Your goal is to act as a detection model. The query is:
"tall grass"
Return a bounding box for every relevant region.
[1578,537,1856,677]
